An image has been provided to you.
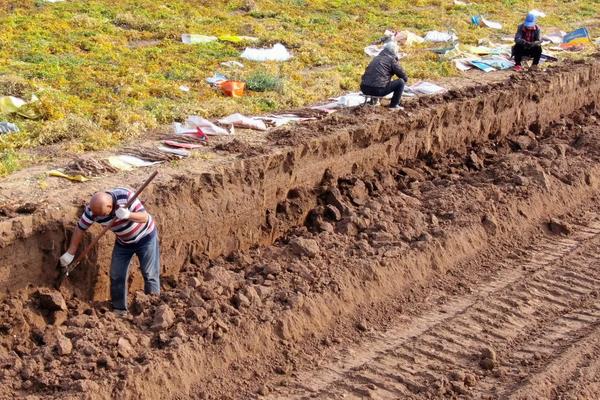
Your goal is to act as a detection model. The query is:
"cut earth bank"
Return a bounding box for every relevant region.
[0,57,599,399]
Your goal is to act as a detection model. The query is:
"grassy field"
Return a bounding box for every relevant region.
[0,0,599,175]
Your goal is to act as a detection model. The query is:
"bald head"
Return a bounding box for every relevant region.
[90,192,113,216]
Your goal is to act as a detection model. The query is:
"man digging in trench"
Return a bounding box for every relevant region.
[59,188,160,316]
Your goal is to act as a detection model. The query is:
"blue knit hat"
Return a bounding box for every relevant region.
[524,13,537,28]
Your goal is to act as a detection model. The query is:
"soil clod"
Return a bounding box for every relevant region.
[547,218,572,236]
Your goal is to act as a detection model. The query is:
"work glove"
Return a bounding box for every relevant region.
[60,252,74,267]
[115,207,131,220]
[532,40,542,46]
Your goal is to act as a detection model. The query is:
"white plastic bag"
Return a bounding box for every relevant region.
[181,34,217,44]
[529,9,546,18]
[158,146,190,157]
[256,114,314,127]
[241,43,292,62]
[221,61,245,69]
[364,45,382,57]
[111,155,161,168]
[407,82,447,95]
[218,113,267,131]
[481,17,502,30]
[399,31,425,46]
[424,31,458,42]
[336,93,366,107]
[206,73,228,86]
[0,122,19,134]
[174,116,231,136]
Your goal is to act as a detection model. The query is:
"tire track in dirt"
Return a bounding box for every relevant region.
[270,217,600,399]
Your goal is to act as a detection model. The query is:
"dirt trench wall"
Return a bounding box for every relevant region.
[1,60,599,301]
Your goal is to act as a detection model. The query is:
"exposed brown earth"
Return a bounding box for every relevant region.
[0,58,600,399]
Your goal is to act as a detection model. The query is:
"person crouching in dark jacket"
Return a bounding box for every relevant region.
[512,13,542,72]
[360,41,408,109]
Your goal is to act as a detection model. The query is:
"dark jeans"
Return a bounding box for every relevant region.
[110,232,161,310]
[361,79,405,107]
[512,43,542,66]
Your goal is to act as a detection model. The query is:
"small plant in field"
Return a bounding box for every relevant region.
[245,70,283,92]
[0,150,22,176]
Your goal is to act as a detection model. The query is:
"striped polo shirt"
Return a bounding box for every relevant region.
[78,187,155,245]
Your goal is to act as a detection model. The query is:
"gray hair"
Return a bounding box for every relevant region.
[383,40,398,55]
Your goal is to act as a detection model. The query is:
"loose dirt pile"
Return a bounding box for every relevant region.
[1,102,600,398]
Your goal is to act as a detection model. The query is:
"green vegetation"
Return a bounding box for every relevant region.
[244,70,284,92]
[0,0,598,175]
[0,150,22,176]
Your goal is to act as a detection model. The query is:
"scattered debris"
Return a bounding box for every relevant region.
[0,121,19,134]
[449,370,465,382]
[529,9,547,18]
[547,218,572,236]
[464,373,477,387]
[219,80,246,97]
[241,43,292,62]
[47,170,89,182]
[174,116,231,136]
[356,320,369,332]
[424,31,458,42]
[560,28,593,50]
[218,113,267,131]
[256,114,315,127]
[471,15,503,30]
[364,45,383,58]
[218,35,258,43]
[0,94,39,119]
[64,157,118,177]
[469,60,496,73]
[313,92,369,111]
[158,146,190,158]
[108,155,160,170]
[479,346,497,370]
[543,29,566,44]
[121,147,182,162]
[221,61,245,69]
[364,44,407,58]
[162,140,205,149]
[406,82,447,95]
[398,30,425,46]
[206,73,228,86]
[481,214,498,235]
[181,34,217,44]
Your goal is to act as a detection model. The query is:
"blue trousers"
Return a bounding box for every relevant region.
[110,233,161,310]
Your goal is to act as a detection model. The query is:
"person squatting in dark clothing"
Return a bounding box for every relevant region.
[513,12,542,72]
[360,41,408,110]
